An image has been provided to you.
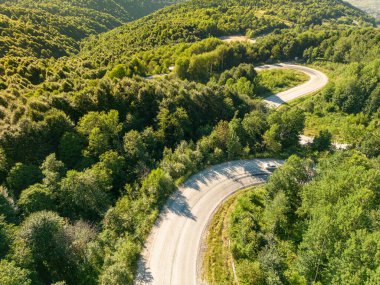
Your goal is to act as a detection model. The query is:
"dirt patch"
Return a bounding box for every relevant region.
[219,35,256,44]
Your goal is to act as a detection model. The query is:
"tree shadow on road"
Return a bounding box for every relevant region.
[264,95,285,105]
[135,258,153,284]
[181,160,269,191]
[166,191,197,221]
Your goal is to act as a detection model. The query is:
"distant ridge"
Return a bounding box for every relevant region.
[345,0,380,21]
[0,0,180,58]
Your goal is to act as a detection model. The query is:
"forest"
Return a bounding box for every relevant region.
[0,0,379,284]
[228,152,380,284]
[0,0,179,57]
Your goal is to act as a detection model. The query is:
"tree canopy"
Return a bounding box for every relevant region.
[0,0,378,284]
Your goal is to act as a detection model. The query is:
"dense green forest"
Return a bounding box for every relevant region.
[0,0,179,58]
[229,152,380,284]
[0,0,379,284]
[79,0,375,65]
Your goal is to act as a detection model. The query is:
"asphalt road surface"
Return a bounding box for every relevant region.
[255,63,329,108]
[135,159,283,285]
[136,65,329,285]
[146,63,328,109]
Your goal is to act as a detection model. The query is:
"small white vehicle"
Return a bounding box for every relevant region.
[264,162,278,171]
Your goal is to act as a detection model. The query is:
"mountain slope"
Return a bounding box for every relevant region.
[0,0,179,58]
[79,0,375,65]
[0,1,378,284]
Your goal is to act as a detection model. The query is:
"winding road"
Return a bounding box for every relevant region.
[136,65,329,285]
[136,159,283,285]
[146,63,328,109]
[255,63,329,108]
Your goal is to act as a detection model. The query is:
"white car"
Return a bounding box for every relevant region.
[264,162,278,171]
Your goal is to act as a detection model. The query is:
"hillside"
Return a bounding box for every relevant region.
[0,0,379,284]
[222,153,380,285]
[345,0,380,20]
[80,0,375,66]
[0,0,179,58]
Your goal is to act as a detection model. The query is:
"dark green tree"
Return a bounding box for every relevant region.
[18,184,56,216]
[311,130,332,152]
[6,163,42,198]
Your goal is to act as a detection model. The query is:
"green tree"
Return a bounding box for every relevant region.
[97,151,126,191]
[59,168,112,220]
[267,108,305,149]
[58,132,84,168]
[99,238,140,285]
[266,155,314,215]
[104,168,174,238]
[161,141,203,181]
[175,57,190,79]
[242,111,268,150]
[311,130,332,152]
[226,129,244,160]
[0,147,7,183]
[0,189,16,223]
[359,129,380,158]
[157,107,190,147]
[77,110,122,158]
[6,163,42,198]
[14,211,75,284]
[41,154,67,189]
[140,168,175,206]
[0,216,14,258]
[0,260,31,285]
[263,124,282,153]
[123,130,154,179]
[18,184,55,216]
[108,64,130,79]
[236,260,266,285]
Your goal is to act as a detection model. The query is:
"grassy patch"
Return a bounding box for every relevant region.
[202,187,256,285]
[292,93,371,144]
[256,68,309,97]
[286,63,378,144]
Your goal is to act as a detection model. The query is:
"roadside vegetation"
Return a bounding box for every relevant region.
[202,188,257,285]
[0,0,379,284]
[226,152,380,284]
[255,69,309,97]
[288,59,379,146]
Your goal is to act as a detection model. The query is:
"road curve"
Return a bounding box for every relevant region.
[135,159,283,285]
[255,63,329,108]
[146,63,328,109]
[136,65,328,285]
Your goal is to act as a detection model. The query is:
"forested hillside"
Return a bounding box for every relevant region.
[228,153,380,284]
[0,0,379,284]
[80,0,375,65]
[0,0,178,57]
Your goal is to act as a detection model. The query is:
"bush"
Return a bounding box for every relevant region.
[0,260,31,285]
[18,184,56,216]
[6,163,42,198]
